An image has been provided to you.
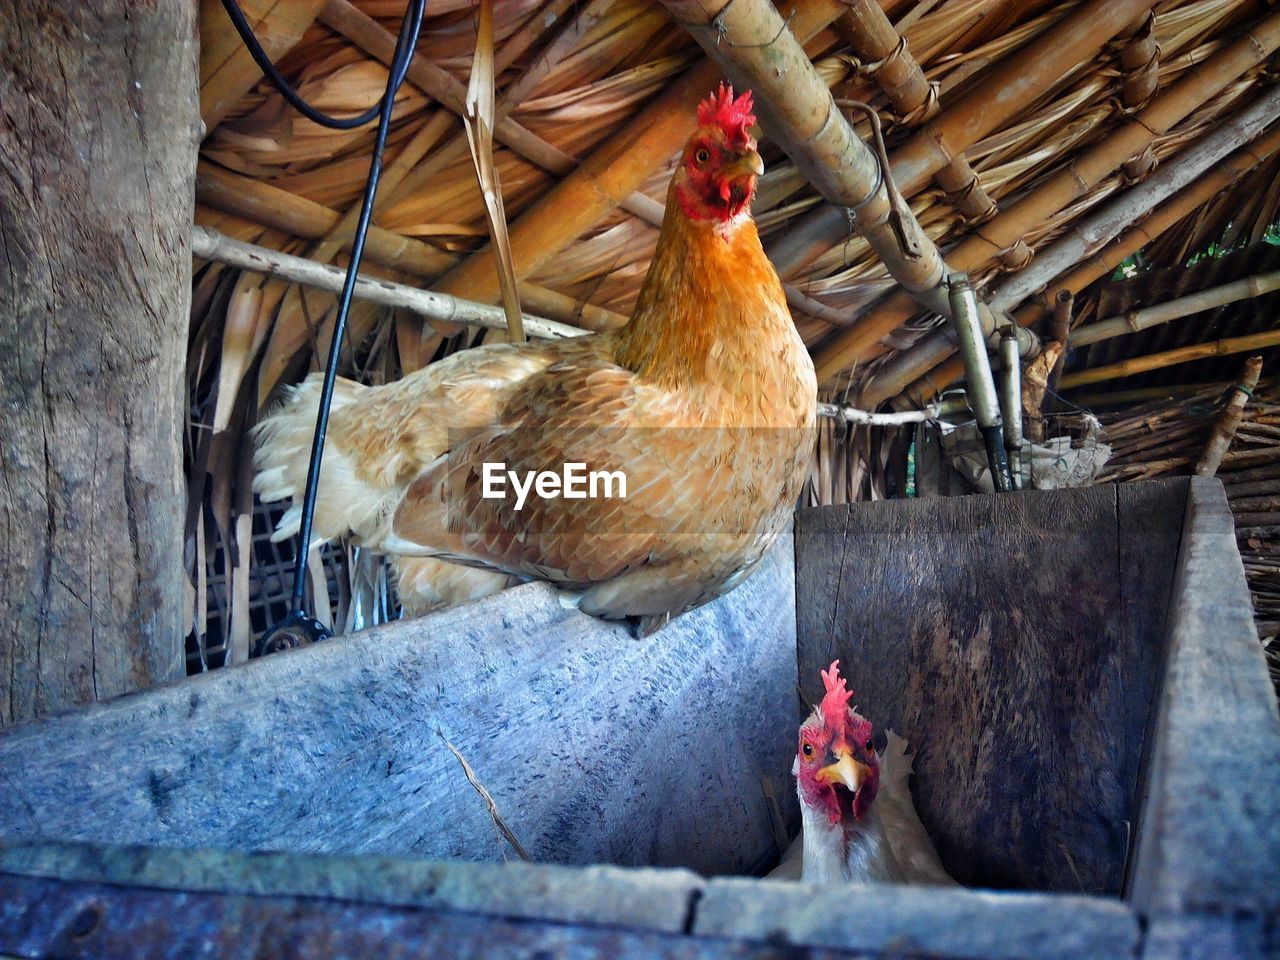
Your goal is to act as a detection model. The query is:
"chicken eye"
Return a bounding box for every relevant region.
[865,737,874,752]
[801,742,814,759]
[695,148,710,164]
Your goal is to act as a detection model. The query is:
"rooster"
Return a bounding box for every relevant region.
[253,85,817,628]
[771,661,956,886]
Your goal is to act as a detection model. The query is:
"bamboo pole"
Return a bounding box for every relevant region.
[194,162,627,331]
[832,1,994,223]
[1072,271,1280,348]
[1018,156,1280,332]
[874,100,1280,407]
[430,0,849,306]
[191,225,586,340]
[657,0,1030,355]
[320,0,666,230]
[767,0,1158,278]
[989,85,1280,314]
[813,14,1280,384]
[816,401,938,425]
[1198,356,1265,477]
[1223,461,1280,485]
[1117,11,1160,179]
[1047,290,1073,397]
[1060,330,1280,389]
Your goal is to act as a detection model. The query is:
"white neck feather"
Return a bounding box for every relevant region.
[797,790,904,885]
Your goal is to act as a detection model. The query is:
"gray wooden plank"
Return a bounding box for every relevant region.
[0,537,798,877]
[1128,478,1280,921]
[0,840,1142,960]
[0,840,703,934]
[1116,480,1187,896]
[795,482,1187,894]
[0,872,787,960]
[696,876,1141,960]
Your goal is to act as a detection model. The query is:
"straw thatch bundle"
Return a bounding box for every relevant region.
[187,0,1280,663]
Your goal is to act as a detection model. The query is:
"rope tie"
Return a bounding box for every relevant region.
[901,83,941,126]
[947,170,997,224]
[705,4,796,49]
[998,239,1034,271]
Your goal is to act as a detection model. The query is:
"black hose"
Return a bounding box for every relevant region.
[219,0,419,130]
[981,425,1013,494]
[224,0,427,654]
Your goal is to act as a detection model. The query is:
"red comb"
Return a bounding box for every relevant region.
[820,660,854,731]
[697,83,755,149]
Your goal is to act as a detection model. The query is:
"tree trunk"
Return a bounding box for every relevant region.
[0,0,197,724]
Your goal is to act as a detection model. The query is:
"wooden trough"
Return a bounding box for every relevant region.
[0,477,1276,958]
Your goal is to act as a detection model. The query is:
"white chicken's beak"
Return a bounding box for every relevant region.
[816,745,870,793]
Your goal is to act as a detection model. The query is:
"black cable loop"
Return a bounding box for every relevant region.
[220,0,419,130]
[231,0,427,654]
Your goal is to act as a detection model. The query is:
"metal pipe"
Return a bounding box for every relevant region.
[999,330,1024,490]
[949,275,1011,493]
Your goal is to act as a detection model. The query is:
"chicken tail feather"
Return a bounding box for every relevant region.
[253,373,385,547]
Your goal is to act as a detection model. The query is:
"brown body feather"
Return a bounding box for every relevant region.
[253,103,816,621]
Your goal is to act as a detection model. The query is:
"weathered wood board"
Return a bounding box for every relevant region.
[795,480,1187,894]
[0,538,798,877]
[1129,478,1280,957]
[0,841,1141,960]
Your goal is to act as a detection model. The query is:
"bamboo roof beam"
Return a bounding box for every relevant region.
[815,13,1280,385]
[987,87,1280,314]
[767,0,1158,278]
[1072,270,1280,349]
[430,0,850,306]
[321,0,669,229]
[656,0,1031,357]
[1117,11,1161,180]
[886,117,1280,410]
[833,0,995,225]
[1060,329,1280,390]
[194,162,627,331]
[191,226,586,341]
[1017,144,1280,330]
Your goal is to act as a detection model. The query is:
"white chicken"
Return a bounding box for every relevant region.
[771,660,956,886]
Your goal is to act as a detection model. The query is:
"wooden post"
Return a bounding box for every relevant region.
[1196,357,1264,478]
[0,0,198,724]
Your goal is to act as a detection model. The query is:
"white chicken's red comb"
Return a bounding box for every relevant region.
[819,660,854,730]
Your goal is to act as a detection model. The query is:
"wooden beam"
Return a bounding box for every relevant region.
[1,0,196,723]
[1072,271,1280,348]
[767,0,1159,278]
[429,0,850,306]
[1060,329,1280,390]
[191,226,587,341]
[813,10,1280,384]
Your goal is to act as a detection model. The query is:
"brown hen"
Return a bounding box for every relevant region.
[253,85,816,627]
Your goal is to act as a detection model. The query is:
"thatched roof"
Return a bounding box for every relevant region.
[193,0,1280,412]
[187,0,1280,662]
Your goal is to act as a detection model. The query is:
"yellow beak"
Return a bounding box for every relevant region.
[723,148,764,179]
[816,745,870,792]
